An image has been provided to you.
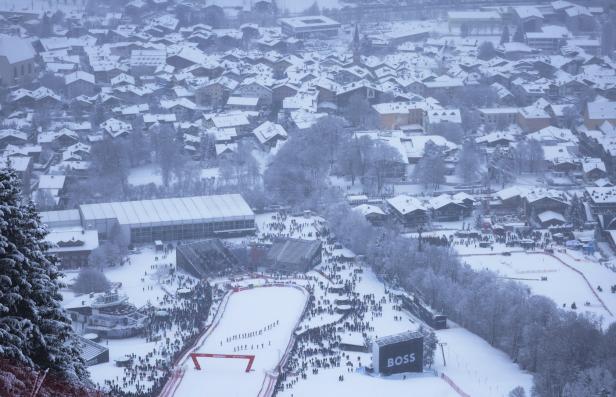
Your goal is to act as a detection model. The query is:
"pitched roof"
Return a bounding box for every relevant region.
[0,35,35,64]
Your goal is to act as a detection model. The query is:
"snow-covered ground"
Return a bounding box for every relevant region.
[276,262,532,397]
[436,325,533,397]
[278,370,458,397]
[73,212,537,396]
[461,251,616,326]
[61,247,176,309]
[173,286,308,397]
[127,164,164,187]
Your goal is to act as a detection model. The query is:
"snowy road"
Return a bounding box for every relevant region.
[172,285,308,397]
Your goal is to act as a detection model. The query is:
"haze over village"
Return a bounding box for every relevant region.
[1,0,616,397]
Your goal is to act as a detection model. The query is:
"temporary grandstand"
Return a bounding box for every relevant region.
[266,238,322,272]
[176,239,239,278]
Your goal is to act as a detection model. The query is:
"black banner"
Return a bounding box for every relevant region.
[378,336,423,375]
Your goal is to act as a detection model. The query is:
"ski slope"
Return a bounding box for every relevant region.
[172,285,308,397]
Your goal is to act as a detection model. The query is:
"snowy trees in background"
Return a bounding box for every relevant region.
[413,141,446,189]
[218,142,261,190]
[478,41,496,60]
[152,124,187,187]
[363,139,403,195]
[501,26,510,45]
[335,135,364,185]
[303,2,320,16]
[0,168,88,383]
[456,140,482,184]
[489,147,516,188]
[323,203,373,255]
[90,137,130,192]
[264,119,330,206]
[72,268,110,294]
[561,105,581,129]
[508,386,526,397]
[34,189,57,211]
[128,119,151,167]
[514,139,545,174]
[341,93,376,128]
[567,194,584,229]
[562,367,616,397]
[512,25,526,43]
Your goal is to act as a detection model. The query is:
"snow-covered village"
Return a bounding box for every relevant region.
[1,0,616,396]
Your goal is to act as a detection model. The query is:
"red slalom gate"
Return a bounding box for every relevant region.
[190,353,256,372]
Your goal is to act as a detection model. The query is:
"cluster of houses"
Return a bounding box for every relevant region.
[0,0,616,254]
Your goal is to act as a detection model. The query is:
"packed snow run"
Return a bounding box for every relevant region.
[172,285,307,397]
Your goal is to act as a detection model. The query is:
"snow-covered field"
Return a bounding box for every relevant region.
[173,285,307,397]
[462,251,616,326]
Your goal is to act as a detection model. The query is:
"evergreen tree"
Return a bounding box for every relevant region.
[40,13,53,37]
[500,25,510,45]
[303,1,320,15]
[567,194,584,229]
[512,25,526,43]
[460,23,470,37]
[457,140,482,183]
[0,168,88,382]
[414,142,447,189]
[478,41,496,60]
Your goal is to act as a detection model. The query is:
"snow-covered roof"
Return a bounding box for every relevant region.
[252,121,287,144]
[80,194,254,226]
[353,204,386,217]
[513,5,543,20]
[585,187,616,204]
[428,195,463,210]
[387,195,426,214]
[210,114,250,128]
[278,15,340,29]
[227,96,259,107]
[40,209,82,227]
[66,71,95,85]
[538,210,565,223]
[581,158,606,174]
[587,101,616,120]
[46,229,99,253]
[447,11,501,21]
[38,174,66,190]
[0,35,35,64]
[403,135,457,158]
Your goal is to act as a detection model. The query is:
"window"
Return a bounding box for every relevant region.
[28,63,32,74]
[21,64,24,76]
